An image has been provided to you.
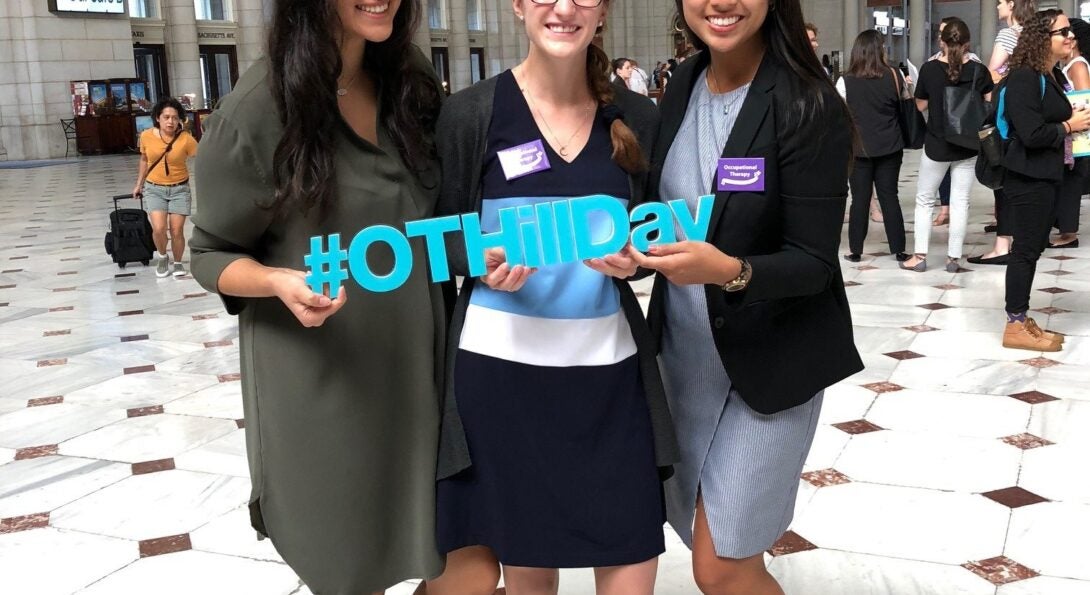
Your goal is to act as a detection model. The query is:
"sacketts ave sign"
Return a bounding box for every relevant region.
[49,0,125,15]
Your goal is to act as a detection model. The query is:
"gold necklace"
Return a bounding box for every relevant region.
[708,66,747,115]
[517,67,596,157]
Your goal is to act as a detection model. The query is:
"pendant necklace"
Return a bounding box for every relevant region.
[518,67,595,157]
[708,67,747,115]
[337,72,358,97]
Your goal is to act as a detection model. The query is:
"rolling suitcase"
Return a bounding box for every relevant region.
[104,194,155,268]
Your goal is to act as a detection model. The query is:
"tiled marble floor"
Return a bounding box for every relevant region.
[1,151,1088,594]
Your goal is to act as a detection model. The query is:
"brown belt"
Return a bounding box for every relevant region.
[146,179,189,188]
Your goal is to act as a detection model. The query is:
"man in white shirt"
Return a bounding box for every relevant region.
[628,60,650,96]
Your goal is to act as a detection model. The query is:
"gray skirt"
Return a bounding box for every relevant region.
[658,282,823,559]
[662,380,823,559]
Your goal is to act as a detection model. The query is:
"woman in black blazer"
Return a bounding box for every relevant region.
[998,9,1090,352]
[836,29,908,263]
[625,0,863,592]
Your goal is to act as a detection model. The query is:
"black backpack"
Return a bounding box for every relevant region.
[104,194,155,268]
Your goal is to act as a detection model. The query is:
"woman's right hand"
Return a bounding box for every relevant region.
[479,247,533,292]
[271,268,348,327]
[132,184,143,197]
[1067,106,1090,133]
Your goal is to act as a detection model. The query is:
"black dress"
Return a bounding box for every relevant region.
[435,70,664,568]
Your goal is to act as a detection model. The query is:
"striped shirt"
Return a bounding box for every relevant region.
[995,25,1022,74]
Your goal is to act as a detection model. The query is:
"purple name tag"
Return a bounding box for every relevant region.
[716,158,765,192]
[497,140,552,181]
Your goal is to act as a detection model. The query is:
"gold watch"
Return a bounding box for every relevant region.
[721,258,752,293]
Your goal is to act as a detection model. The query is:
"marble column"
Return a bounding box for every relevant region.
[843,0,859,65]
[980,0,997,61]
[449,0,471,92]
[235,0,267,74]
[412,5,431,54]
[163,0,204,108]
[909,0,926,68]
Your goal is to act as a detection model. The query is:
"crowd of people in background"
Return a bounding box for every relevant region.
[833,0,1086,352]
[137,1,1089,594]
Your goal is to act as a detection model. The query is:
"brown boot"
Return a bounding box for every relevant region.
[1003,318,1062,352]
[1025,317,1065,345]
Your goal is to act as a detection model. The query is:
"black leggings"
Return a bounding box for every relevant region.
[1004,172,1060,314]
[847,151,906,255]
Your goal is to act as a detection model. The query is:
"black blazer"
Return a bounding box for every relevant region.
[646,51,864,415]
[1002,66,1072,182]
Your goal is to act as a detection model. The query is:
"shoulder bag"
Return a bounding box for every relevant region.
[893,68,926,150]
[944,64,988,150]
[136,131,186,196]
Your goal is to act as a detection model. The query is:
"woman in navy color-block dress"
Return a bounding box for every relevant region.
[425,2,677,593]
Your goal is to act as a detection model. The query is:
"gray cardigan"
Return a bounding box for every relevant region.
[433,74,680,480]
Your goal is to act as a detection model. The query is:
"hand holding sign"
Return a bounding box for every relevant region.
[273,268,348,327]
[627,242,742,287]
[583,245,640,279]
[480,247,535,291]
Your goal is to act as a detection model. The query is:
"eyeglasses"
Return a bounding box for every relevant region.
[1051,26,1074,38]
[530,0,605,8]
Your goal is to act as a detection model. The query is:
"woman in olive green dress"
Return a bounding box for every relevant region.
[189,1,446,593]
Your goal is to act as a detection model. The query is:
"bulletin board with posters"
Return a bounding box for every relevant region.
[71,79,150,154]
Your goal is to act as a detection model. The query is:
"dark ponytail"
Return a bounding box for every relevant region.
[587,43,647,174]
[267,0,442,217]
[942,18,971,83]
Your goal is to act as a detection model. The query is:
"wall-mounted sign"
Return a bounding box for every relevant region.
[131,24,166,44]
[196,24,238,45]
[49,0,125,14]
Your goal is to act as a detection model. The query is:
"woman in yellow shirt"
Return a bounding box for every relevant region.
[132,97,198,277]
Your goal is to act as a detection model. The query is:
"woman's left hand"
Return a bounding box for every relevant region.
[583,245,639,278]
[627,242,741,286]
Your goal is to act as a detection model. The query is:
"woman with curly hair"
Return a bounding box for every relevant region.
[975,0,1039,265]
[997,8,1090,351]
[1051,17,1090,249]
[189,0,447,592]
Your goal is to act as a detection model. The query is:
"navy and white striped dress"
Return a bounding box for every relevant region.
[435,70,664,568]
[658,71,824,559]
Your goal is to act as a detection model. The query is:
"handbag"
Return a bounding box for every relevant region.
[975,75,1047,189]
[893,68,926,150]
[944,65,988,150]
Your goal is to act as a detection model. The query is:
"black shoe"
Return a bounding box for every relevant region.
[967,254,1010,265]
[843,253,861,263]
[984,224,999,233]
[1049,239,1079,249]
[895,252,911,262]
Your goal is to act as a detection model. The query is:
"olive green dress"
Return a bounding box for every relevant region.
[189,60,446,594]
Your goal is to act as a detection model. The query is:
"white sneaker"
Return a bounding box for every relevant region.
[172,263,187,277]
[155,254,170,278]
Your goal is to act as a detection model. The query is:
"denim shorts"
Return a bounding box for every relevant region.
[143,181,191,216]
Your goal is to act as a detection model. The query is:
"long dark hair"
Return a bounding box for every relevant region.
[1071,17,1090,57]
[941,18,971,82]
[846,29,888,79]
[267,0,443,217]
[672,0,844,140]
[1010,9,1061,75]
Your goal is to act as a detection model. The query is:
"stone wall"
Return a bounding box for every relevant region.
[0,2,134,161]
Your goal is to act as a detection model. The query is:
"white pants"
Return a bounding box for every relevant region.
[914,153,975,258]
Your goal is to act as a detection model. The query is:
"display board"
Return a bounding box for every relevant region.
[49,0,125,15]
